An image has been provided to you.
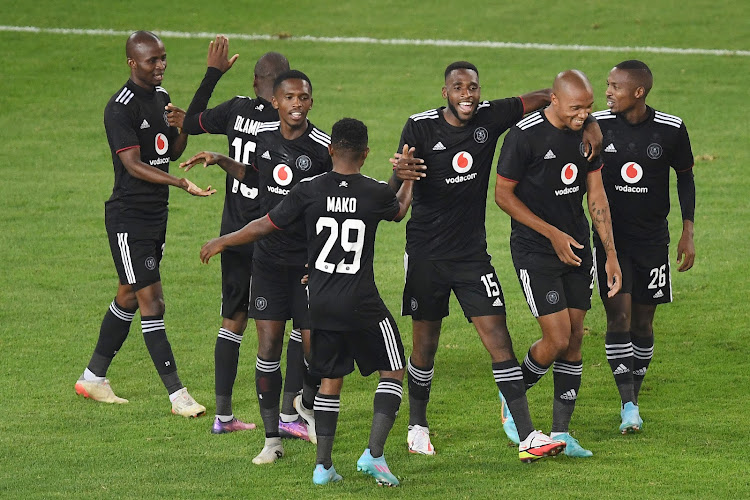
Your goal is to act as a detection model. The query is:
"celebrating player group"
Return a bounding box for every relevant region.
[75,31,696,487]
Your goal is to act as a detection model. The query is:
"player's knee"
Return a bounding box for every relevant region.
[547,335,571,358]
[607,310,630,332]
[630,321,653,338]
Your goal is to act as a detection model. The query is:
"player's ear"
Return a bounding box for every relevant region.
[271,96,279,109]
[127,57,135,70]
[442,86,448,99]
[634,86,645,99]
[327,144,334,157]
[361,147,370,161]
[310,97,313,109]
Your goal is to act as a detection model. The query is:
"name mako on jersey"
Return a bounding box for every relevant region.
[327,196,357,213]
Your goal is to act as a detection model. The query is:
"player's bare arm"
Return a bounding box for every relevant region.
[207,34,239,73]
[586,169,622,296]
[581,115,603,161]
[200,215,277,263]
[118,147,216,197]
[180,151,247,180]
[495,175,584,266]
[518,88,552,113]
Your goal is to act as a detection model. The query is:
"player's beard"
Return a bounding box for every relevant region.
[447,101,474,125]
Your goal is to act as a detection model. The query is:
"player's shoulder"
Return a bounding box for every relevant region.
[408,108,440,123]
[108,83,137,109]
[255,120,281,135]
[651,108,685,129]
[155,86,169,96]
[591,109,617,121]
[514,111,544,131]
[360,173,390,186]
[307,125,331,148]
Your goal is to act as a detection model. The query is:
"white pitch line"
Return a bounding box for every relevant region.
[2,25,748,57]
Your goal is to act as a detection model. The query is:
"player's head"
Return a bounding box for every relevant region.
[126,31,166,89]
[442,61,481,126]
[549,69,594,131]
[254,52,290,101]
[606,60,653,115]
[329,118,369,165]
[272,70,313,129]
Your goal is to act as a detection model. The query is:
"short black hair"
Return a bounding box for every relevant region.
[273,69,312,93]
[614,59,653,96]
[331,118,368,153]
[445,61,479,80]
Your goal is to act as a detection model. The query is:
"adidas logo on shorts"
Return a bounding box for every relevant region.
[560,389,577,401]
[653,289,664,299]
[492,297,503,307]
[613,364,629,375]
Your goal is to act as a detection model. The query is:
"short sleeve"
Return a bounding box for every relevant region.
[496,127,530,182]
[267,182,307,229]
[104,103,139,153]
[374,183,400,221]
[672,123,694,172]
[487,97,525,132]
[397,118,420,156]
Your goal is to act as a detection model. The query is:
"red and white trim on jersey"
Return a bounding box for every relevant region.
[409,109,439,122]
[519,269,539,317]
[309,127,331,147]
[115,145,140,155]
[116,232,136,284]
[379,318,403,371]
[266,213,283,230]
[654,111,683,128]
[115,87,134,105]
[497,173,519,184]
[517,111,543,130]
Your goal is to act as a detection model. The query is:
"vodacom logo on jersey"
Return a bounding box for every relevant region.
[620,162,643,184]
[155,133,168,155]
[273,164,293,186]
[452,151,473,173]
[560,163,578,185]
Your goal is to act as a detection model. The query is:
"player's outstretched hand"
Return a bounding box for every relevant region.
[208,35,238,73]
[165,103,186,130]
[390,144,426,181]
[182,178,217,197]
[180,151,222,172]
[549,227,584,266]
[200,237,226,263]
[605,257,623,298]
[676,232,695,272]
[582,118,603,161]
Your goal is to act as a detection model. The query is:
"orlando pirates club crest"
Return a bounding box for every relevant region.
[474,127,488,144]
[647,143,663,159]
[296,154,312,171]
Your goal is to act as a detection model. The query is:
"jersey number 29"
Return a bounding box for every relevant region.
[315,217,365,275]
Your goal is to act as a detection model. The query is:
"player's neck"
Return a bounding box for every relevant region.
[332,161,362,175]
[279,119,308,141]
[130,76,156,92]
[544,107,566,130]
[442,107,470,128]
[620,103,649,125]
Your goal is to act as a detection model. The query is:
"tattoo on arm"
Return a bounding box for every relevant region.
[590,200,615,253]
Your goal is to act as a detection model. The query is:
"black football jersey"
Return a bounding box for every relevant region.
[196,96,279,237]
[592,107,694,247]
[397,98,524,261]
[104,80,180,232]
[268,171,399,330]
[253,122,333,266]
[496,110,602,255]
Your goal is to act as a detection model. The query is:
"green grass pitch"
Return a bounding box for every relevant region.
[1,1,749,498]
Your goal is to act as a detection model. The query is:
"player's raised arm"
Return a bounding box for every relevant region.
[165,103,189,158]
[495,175,584,266]
[117,147,215,196]
[581,115,603,161]
[207,34,239,73]
[586,169,621,296]
[200,215,277,263]
[180,151,247,180]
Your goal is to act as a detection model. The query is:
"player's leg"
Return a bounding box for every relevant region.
[402,258,449,455]
[212,249,255,432]
[136,281,205,418]
[631,303,656,404]
[292,327,318,443]
[597,240,638,423]
[279,327,305,433]
[355,315,404,487]
[75,282,137,404]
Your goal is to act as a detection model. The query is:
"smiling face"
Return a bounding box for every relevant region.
[605,67,642,115]
[442,68,481,127]
[548,71,594,131]
[128,37,167,89]
[272,78,313,131]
